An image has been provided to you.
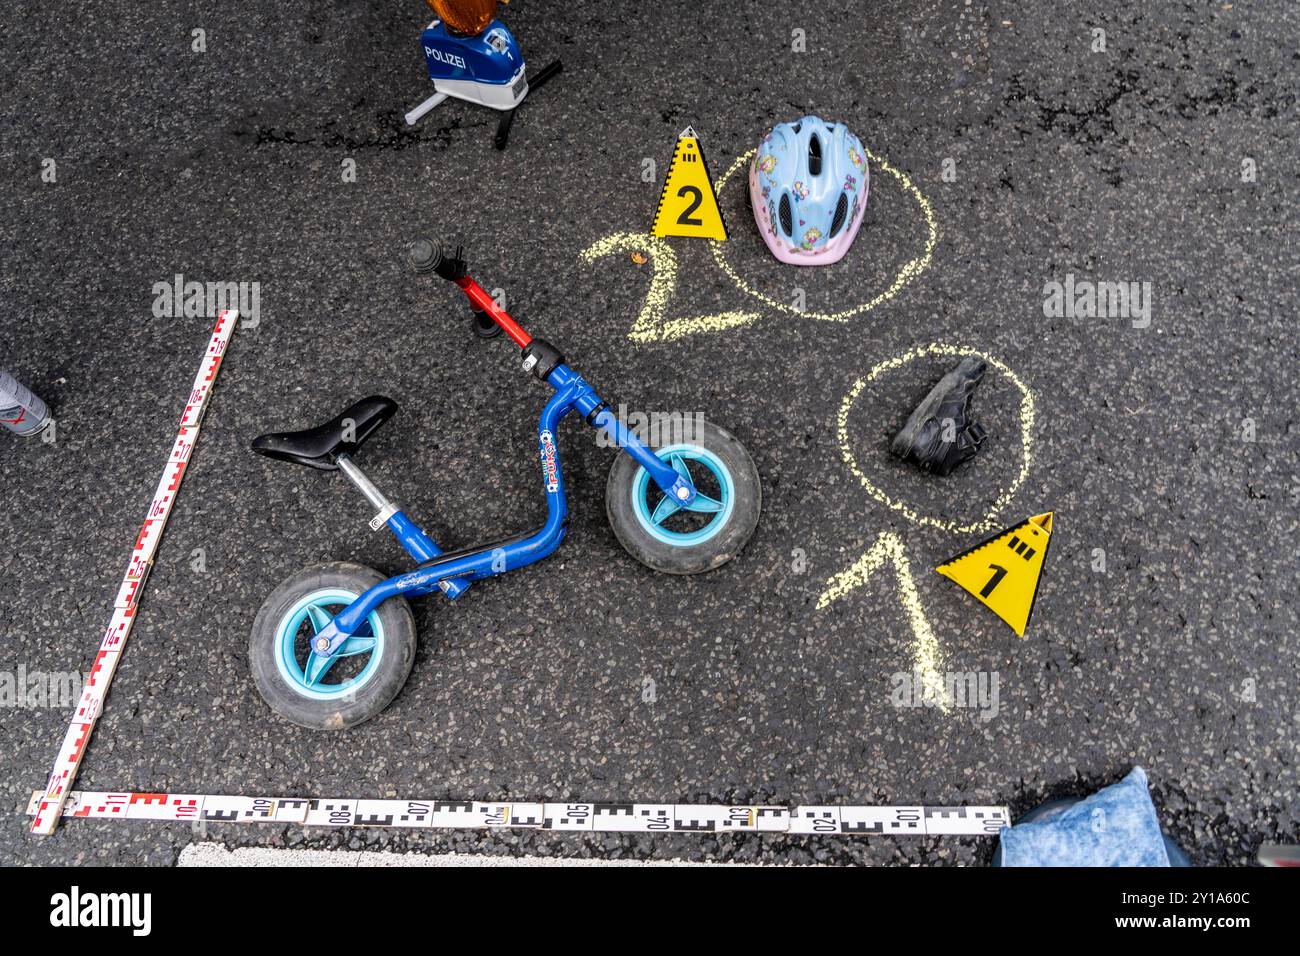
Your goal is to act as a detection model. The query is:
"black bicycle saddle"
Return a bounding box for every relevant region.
[251,395,398,471]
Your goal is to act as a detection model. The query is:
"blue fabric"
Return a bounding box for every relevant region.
[999,767,1172,867]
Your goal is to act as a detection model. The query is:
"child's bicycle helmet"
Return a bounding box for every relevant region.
[748,116,869,265]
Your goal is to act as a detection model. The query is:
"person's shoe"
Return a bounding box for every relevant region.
[890,356,988,476]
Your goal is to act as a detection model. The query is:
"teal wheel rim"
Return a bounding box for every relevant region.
[631,444,735,547]
[273,588,386,701]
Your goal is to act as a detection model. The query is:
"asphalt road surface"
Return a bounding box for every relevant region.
[2,0,1296,866]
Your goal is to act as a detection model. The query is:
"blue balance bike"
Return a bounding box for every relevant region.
[248,239,762,729]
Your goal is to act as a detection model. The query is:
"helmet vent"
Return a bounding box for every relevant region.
[778,194,793,237]
[808,134,823,176]
[829,192,849,238]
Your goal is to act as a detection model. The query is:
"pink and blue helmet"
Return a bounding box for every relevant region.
[748,116,869,266]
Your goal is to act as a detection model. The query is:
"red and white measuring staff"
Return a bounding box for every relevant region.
[31,311,238,835]
[27,790,1010,836]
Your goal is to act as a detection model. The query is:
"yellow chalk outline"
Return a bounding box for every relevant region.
[816,532,947,711]
[839,344,1036,535]
[579,233,760,343]
[710,148,939,322]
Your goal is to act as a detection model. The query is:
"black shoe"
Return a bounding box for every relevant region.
[890,356,988,476]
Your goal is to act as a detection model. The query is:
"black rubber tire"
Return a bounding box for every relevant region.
[605,418,761,575]
[249,562,417,731]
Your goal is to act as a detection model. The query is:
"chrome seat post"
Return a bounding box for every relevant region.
[335,454,400,531]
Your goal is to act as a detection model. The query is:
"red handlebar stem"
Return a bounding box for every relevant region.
[455,277,533,349]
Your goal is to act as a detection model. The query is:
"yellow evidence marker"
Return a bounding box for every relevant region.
[651,126,728,241]
[936,512,1054,638]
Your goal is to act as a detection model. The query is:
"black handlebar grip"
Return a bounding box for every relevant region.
[407,236,442,276]
[408,237,468,281]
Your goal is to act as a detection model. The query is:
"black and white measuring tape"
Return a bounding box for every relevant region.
[29,790,1008,836]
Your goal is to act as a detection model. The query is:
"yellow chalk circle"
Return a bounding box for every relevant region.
[839,344,1036,535]
[710,148,939,322]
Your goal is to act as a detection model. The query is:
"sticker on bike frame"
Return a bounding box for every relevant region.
[538,429,560,492]
[28,790,1009,836]
[29,310,238,836]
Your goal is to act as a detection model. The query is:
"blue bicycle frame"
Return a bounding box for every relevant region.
[305,326,699,675]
